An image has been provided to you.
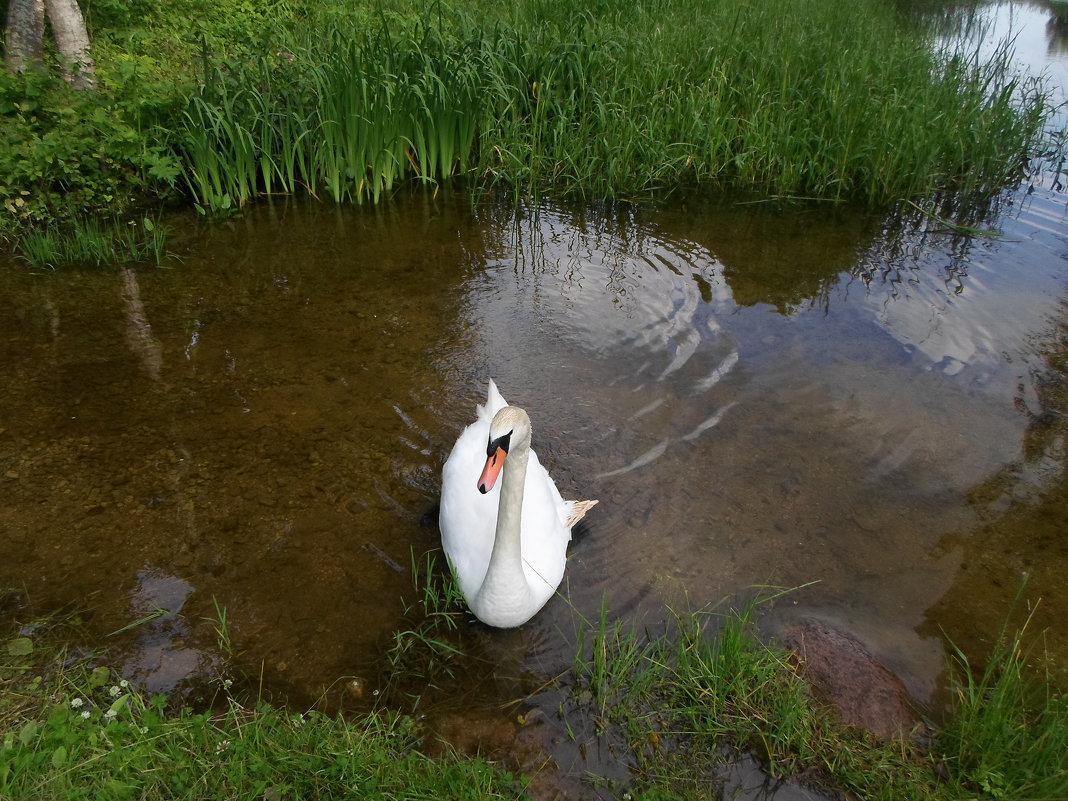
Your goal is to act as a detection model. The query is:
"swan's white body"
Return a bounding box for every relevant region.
[439,380,596,628]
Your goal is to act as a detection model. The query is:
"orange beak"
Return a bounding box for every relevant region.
[478,446,507,494]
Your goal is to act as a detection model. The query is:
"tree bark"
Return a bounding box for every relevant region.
[44,0,96,89]
[3,0,46,74]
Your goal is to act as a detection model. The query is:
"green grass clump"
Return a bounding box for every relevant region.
[572,601,1068,801]
[0,621,524,801]
[939,635,1068,800]
[378,551,468,707]
[15,216,168,270]
[4,594,1065,801]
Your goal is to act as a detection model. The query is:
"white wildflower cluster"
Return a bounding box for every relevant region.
[68,675,139,726]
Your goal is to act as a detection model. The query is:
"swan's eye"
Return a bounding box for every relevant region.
[486,430,512,457]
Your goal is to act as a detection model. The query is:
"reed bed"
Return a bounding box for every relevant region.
[177,0,1055,211]
[182,21,488,210]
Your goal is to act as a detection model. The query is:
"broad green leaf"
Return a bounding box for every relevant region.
[6,637,33,656]
[18,720,38,746]
[109,695,131,715]
[89,666,111,688]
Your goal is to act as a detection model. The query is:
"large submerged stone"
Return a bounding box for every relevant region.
[781,618,921,739]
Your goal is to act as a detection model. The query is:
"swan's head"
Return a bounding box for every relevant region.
[478,406,531,494]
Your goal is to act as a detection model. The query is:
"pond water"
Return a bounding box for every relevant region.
[2,1,1067,797]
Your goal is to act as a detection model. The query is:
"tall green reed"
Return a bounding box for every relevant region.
[176,0,1058,212]
[181,19,489,212]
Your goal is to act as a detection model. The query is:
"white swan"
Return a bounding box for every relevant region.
[439,380,597,628]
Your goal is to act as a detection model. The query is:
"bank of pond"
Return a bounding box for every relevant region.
[2,598,1066,801]
[2,0,1063,251]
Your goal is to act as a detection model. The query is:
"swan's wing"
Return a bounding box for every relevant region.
[516,447,575,591]
[524,447,598,531]
[563,498,598,528]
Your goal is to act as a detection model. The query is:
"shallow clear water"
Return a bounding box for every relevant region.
[1,1,1067,796]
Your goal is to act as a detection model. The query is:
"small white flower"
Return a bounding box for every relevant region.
[103,709,117,721]
[222,679,233,689]
[81,710,91,719]
[109,685,122,697]
[139,726,149,734]
[215,740,231,754]
[70,697,85,708]
[119,679,129,689]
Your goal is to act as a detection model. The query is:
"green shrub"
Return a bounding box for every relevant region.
[0,69,179,233]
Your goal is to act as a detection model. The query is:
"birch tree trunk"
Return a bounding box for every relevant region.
[44,0,96,89]
[3,0,46,74]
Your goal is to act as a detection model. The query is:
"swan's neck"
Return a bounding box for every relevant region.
[474,437,534,622]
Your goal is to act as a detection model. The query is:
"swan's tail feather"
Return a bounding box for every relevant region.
[564,498,598,528]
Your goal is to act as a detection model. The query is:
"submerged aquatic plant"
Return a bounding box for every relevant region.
[378,551,467,707]
[16,216,169,270]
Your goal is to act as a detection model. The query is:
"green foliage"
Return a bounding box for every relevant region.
[171,0,1059,213]
[380,551,467,707]
[938,633,1068,799]
[1,0,1061,236]
[0,68,178,235]
[178,16,489,212]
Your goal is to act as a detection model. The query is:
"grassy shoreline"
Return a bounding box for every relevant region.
[3,599,1065,801]
[2,0,1062,248]
[1,617,526,800]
